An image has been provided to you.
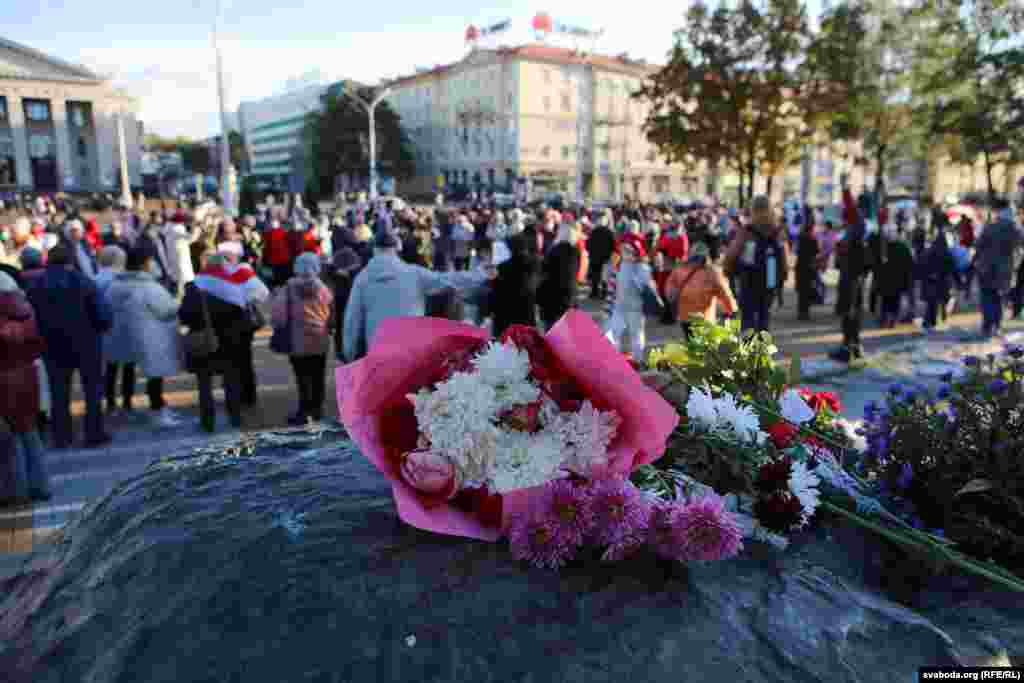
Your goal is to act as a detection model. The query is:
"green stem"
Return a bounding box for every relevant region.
[821,500,1024,593]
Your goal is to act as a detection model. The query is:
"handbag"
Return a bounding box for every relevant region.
[269,285,293,354]
[183,289,219,359]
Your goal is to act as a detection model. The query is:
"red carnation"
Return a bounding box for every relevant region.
[499,401,542,433]
[755,457,793,495]
[766,421,799,450]
[433,339,489,383]
[810,391,841,414]
[753,492,804,534]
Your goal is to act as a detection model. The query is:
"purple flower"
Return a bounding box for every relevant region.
[896,462,914,490]
[888,383,904,396]
[990,378,1009,395]
[939,371,954,383]
[963,355,980,368]
[508,515,578,569]
[585,478,652,561]
[937,384,952,400]
[649,496,744,563]
[1007,344,1024,359]
[536,479,596,546]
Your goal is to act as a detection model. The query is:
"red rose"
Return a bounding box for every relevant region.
[501,325,559,382]
[766,421,799,450]
[544,379,585,412]
[454,486,503,529]
[400,449,460,504]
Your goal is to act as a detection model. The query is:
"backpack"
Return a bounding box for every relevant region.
[738,233,785,294]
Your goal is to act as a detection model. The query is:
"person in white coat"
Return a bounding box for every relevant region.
[104,247,184,428]
[162,210,202,300]
[605,238,660,361]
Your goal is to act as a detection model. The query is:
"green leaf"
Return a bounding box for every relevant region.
[789,353,802,386]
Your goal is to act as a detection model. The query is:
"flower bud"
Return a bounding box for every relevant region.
[400,449,460,499]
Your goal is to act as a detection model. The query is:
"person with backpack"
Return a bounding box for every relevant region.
[828,184,875,362]
[723,195,789,334]
[664,241,737,339]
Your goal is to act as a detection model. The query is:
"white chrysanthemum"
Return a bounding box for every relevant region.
[714,393,766,445]
[686,385,718,429]
[472,341,532,388]
[548,400,621,477]
[779,389,815,425]
[788,460,821,527]
[407,372,500,482]
[489,430,567,493]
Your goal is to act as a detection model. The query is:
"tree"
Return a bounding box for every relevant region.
[805,0,924,200]
[300,87,415,204]
[636,0,814,206]
[144,133,193,152]
[910,0,1024,201]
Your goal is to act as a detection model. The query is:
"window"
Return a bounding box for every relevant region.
[69,103,89,127]
[24,99,51,122]
[488,168,496,186]
[487,139,495,156]
[506,93,514,107]
[77,137,88,158]
[561,92,572,113]
[0,97,7,122]
[543,96,552,112]
[646,151,657,163]
[541,145,551,158]
[561,145,571,160]
[544,69,552,84]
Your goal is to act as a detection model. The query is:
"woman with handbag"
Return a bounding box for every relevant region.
[214,241,269,407]
[270,253,334,426]
[664,242,737,340]
[179,249,254,433]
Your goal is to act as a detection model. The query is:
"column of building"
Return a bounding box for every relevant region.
[6,94,33,189]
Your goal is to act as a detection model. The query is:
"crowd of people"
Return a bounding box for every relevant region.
[0,187,1022,507]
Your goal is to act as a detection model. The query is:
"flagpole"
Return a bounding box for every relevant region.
[214,0,234,215]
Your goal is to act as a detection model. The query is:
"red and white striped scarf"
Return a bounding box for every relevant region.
[193,264,257,308]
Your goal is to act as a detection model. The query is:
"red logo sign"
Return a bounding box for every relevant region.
[465,25,480,42]
[532,12,553,33]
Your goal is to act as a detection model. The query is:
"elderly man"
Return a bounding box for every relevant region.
[343,229,494,362]
[62,219,99,279]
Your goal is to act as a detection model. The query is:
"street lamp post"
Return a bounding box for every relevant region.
[116,109,133,209]
[344,84,393,200]
[213,0,235,215]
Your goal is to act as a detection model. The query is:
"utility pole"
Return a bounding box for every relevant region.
[344,82,393,200]
[117,108,133,208]
[213,0,235,215]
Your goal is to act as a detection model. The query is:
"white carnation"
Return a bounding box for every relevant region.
[686,385,718,429]
[779,389,815,425]
[472,341,533,389]
[714,393,766,445]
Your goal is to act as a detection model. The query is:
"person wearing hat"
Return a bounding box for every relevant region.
[665,241,737,339]
[723,195,789,333]
[342,229,495,362]
[162,209,202,300]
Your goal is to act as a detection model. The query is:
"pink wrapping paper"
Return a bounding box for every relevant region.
[336,313,679,541]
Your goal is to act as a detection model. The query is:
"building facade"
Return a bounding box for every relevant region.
[383,45,698,202]
[238,82,337,193]
[0,37,143,194]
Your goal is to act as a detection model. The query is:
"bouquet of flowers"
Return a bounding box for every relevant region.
[338,312,733,569]
[641,320,1024,592]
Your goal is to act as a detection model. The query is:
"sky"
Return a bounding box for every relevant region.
[9,0,822,140]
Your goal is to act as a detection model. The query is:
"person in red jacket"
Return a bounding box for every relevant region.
[84,218,104,253]
[0,271,50,504]
[262,219,293,289]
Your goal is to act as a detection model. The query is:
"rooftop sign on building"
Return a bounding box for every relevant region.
[465,19,511,46]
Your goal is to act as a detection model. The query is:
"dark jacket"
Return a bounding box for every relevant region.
[136,229,174,284]
[919,232,956,301]
[178,282,250,372]
[489,234,541,338]
[795,231,820,291]
[23,264,111,367]
[538,241,579,312]
[0,291,46,431]
[877,239,915,297]
[587,224,616,265]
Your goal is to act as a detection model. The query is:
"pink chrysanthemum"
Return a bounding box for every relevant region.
[508,514,578,569]
[586,478,653,562]
[649,495,744,563]
[536,479,595,545]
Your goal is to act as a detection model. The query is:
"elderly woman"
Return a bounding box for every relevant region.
[216,240,269,407]
[271,252,334,425]
[537,221,581,331]
[104,247,183,428]
[0,271,50,504]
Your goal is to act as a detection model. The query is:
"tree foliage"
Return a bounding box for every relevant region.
[637,0,815,206]
[300,88,415,204]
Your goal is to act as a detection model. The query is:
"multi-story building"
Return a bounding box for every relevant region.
[0,37,143,193]
[238,82,334,193]
[382,44,702,202]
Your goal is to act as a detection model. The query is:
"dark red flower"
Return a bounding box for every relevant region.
[501,325,559,382]
[499,401,542,433]
[766,421,799,450]
[454,486,503,529]
[755,457,793,494]
[544,379,585,412]
[808,391,841,414]
[753,492,804,534]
